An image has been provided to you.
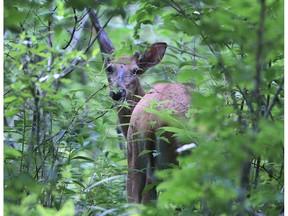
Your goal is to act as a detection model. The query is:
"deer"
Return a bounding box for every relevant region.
[89,10,191,203]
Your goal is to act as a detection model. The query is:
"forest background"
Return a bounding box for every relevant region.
[4,0,284,215]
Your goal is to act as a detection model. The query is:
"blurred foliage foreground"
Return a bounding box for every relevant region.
[4,0,283,215]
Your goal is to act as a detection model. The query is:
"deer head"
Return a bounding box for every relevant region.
[106,43,167,103]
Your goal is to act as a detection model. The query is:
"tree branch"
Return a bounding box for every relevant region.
[88,8,115,54]
[54,9,91,80]
[84,15,113,54]
[55,10,115,80]
[254,0,266,120]
[47,5,56,71]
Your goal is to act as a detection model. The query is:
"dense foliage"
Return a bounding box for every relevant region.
[4,0,284,215]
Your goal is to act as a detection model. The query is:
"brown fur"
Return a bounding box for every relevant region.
[127,83,190,203]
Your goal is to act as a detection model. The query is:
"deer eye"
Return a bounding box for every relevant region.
[106,64,115,74]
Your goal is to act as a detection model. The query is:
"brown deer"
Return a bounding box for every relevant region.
[89,10,191,203]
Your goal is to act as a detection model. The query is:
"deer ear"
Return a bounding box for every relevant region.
[138,42,167,72]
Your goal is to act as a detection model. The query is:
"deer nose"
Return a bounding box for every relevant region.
[109,88,126,101]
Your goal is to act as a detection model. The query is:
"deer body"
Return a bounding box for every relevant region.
[89,10,190,203]
[127,83,190,203]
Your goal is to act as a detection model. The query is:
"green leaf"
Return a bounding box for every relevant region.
[71,156,95,163]
[142,181,158,195]
[138,150,153,157]
[72,180,85,189]
[4,108,19,117]
[4,146,21,159]
[55,200,75,216]
[4,96,17,103]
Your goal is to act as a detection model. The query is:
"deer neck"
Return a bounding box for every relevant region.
[117,85,145,138]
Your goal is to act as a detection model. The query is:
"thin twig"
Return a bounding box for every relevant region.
[85,109,110,124]
[253,157,261,188]
[46,84,110,144]
[4,53,16,61]
[84,15,113,54]
[168,45,205,59]
[4,89,12,97]
[251,161,282,184]
[264,76,284,118]
[31,10,49,28]
[278,160,284,180]
[236,86,255,114]
[67,83,108,131]
[62,8,78,49]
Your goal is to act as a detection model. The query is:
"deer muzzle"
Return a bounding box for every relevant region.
[109,88,126,101]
